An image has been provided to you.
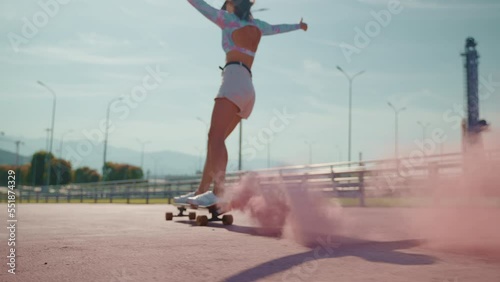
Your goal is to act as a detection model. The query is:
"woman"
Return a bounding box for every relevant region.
[175,0,308,207]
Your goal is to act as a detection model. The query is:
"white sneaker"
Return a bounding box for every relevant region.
[187,191,218,207]
[174,192,195,205]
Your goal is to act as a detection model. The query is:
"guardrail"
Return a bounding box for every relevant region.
[3,149,499,206]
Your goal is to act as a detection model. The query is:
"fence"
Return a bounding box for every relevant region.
[2,150,499,207]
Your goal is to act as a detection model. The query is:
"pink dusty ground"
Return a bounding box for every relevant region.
[1,204,499,282]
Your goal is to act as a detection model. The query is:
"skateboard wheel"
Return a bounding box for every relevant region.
[165,212,174,221]
[188,212,197,220]
[196,215,208,226]
[222,214,233,225]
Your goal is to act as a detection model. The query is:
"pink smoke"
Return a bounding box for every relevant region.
[402,133,500,258]
[223,173,290,236]
[222,172,343,245]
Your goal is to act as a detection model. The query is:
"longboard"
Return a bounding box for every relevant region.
[166,202,233,226]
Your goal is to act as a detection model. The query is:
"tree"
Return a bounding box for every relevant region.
[73,167,101,183]
[0,164,31,187]
[49,158,72,185]
[18,164,31,186]
[28,151,54,186]
[0,165,16,187]
[104,162,143,181]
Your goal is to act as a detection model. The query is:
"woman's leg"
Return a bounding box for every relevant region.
[212,114,241,195]
[196,115,240,194]
[196,98,240,195]
[224,115,242,140]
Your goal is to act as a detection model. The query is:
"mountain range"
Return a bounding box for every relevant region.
[0,137,284,176]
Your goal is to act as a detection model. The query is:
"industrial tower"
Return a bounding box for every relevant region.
[461,37,488,151]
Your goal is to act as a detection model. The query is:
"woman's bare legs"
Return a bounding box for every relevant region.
[196,115,240,194]
[196,98,241,196]
[212,113,241,195]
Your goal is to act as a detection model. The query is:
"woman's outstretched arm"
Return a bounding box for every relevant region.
[254,18,308,35]
[187,0,228,28]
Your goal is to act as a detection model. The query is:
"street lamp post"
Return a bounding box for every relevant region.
[103,97,123,181]
[14,140,24,167]
[417,121,431,154]
[57,130,73,185]
[59,130,73,158]
[194,146,203,173]
[387,102,406,161]
[267,143,271,168]
[37,81,57,188]
[150,156,160,184]
[137,139,151,169]
[196,116,209,156]
[336,66,365,166]
[0,136,23,167]
[44,128,51,151]
[305,141,314,165]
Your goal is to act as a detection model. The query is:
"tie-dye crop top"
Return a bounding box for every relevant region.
[187,0,301,57]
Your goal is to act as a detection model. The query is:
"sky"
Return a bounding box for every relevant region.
[1,0,499,171]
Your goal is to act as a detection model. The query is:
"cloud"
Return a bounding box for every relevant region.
[299,60,339,97]
[307,38,345,48]
[119,6,141,19]
[146,32,169,49]
[75,32,131,48]
[303,59,324,74]
[0,30,170,66]
[0,7,17,20]
[387,89,437,108]
[13,45,169,66]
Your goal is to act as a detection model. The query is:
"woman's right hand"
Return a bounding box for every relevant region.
[300,18,308,31]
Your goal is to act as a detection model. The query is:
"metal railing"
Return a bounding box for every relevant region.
[3,150,499,206]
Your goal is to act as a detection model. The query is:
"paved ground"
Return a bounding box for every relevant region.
[0,204,499,282]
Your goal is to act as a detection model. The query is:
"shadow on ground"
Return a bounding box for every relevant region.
[176,220,284,237]
[226,239,434,282]
[175,221,436,282]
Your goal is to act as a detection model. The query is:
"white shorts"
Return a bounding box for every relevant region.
[216,64,256,119]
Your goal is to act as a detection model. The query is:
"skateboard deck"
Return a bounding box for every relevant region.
[166,202,233,226]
